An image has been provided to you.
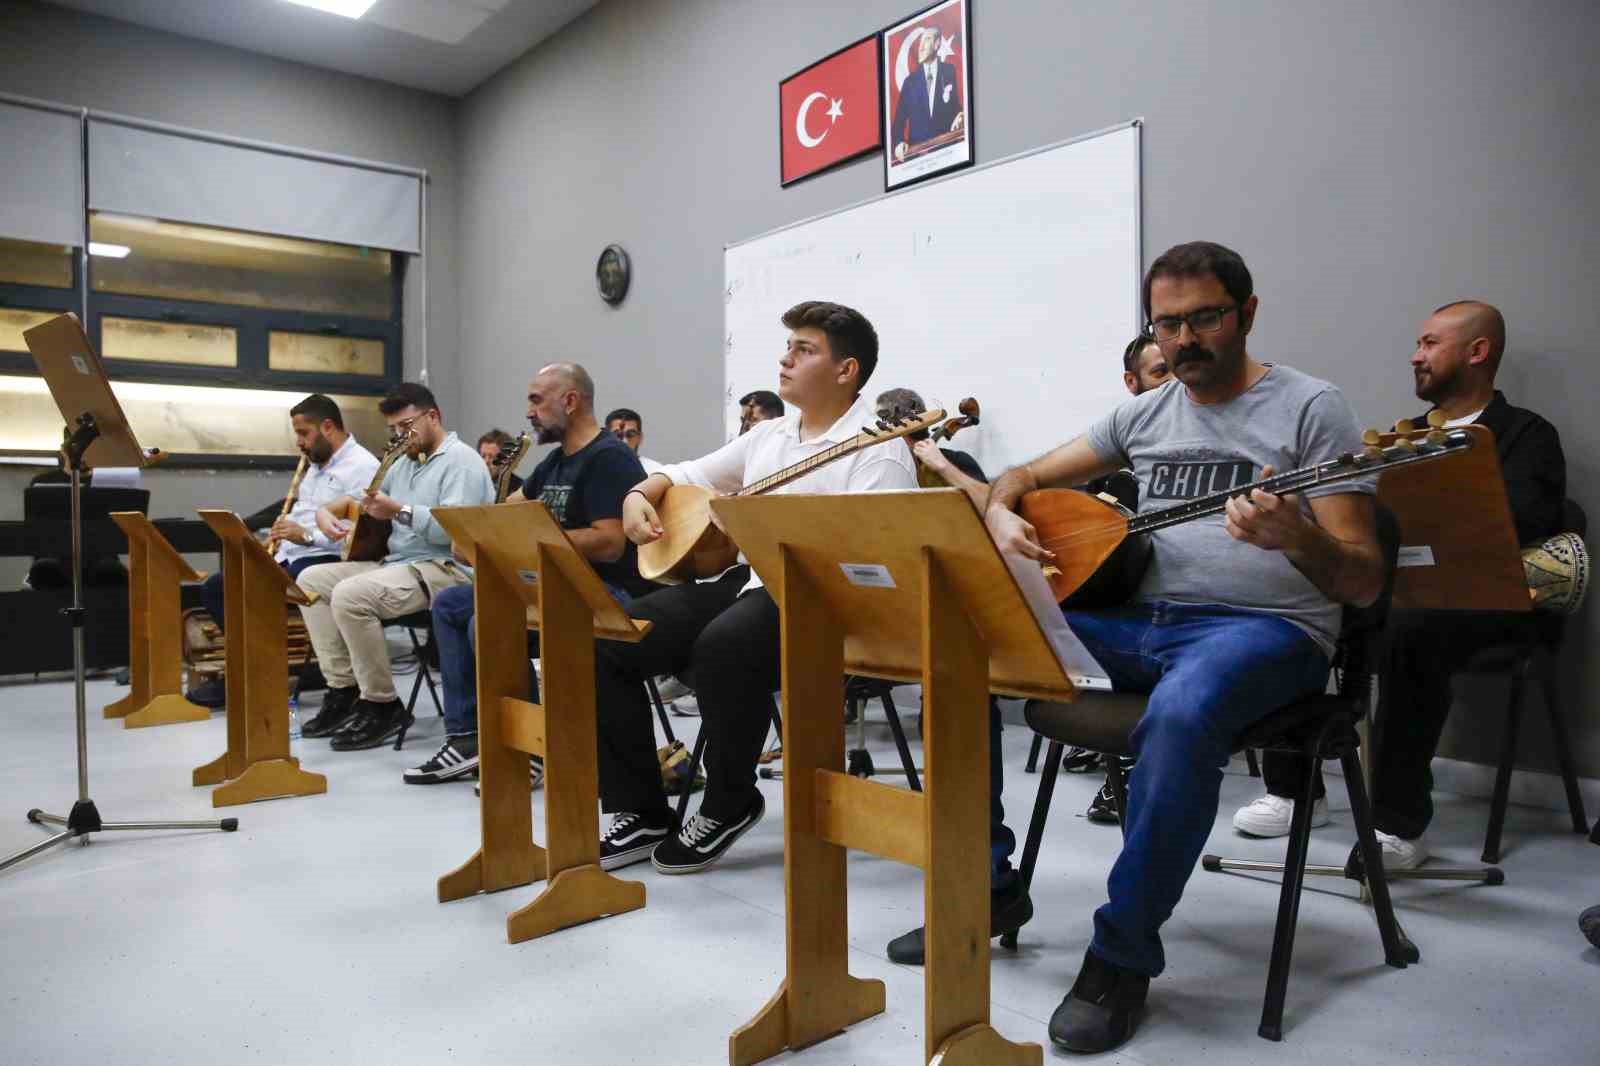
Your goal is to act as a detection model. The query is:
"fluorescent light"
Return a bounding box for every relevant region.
[88,242,131,259]
[282,0,379,18]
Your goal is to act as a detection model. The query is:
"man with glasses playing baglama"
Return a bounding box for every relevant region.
[985,242,1384,1054]
[296,382,494,751]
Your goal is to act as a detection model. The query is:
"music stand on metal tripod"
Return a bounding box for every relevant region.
[0,313,236,877]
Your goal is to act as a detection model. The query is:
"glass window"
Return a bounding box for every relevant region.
[101,316,238,368]
[0,374,388,459]
[269,330,385,376]
[0,237,74,289]
[89,213,395,319]
[0,308,62,354]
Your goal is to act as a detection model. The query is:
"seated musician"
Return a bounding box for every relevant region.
[600,301,916,873]
[406,363,649,785]
[869,386,1034,963]
[477,428,524,498]
[985,242,1384,1053]
[603,407,665,474]
[737,389,784,434]
[188,394,379,708]
[297,383,494,750]
[1240,300,1567,870]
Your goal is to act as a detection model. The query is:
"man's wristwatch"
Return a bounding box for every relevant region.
[397,504,414,528]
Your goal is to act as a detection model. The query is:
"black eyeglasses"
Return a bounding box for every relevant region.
[1149,304,1238,341]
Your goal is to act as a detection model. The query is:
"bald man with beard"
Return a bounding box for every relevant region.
[1240,300,1568,871]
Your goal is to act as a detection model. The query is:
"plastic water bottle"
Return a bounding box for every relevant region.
[287,678,303,753]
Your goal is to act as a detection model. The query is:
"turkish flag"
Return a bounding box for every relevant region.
[780,36,881,186]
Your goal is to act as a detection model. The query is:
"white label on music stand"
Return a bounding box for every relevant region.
[1397,545,1436,568]
[840,562,896,588]
[518,569,539,584]
[70,355,89,374]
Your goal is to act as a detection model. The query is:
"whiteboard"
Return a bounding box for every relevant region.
[724,121,1142,478]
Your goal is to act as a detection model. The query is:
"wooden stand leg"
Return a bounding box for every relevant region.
[731,550,884,1066]
[921,553,1040,1066]
[123,693,210,728]
[211,758,327,807]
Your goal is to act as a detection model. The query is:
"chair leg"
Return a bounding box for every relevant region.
[880,691,922,792]
[1246,747,1261,778]
[645,676,677,747]
[675,732,707,830]
[1025,733,1043,774]
[1016,741,1063,892]
[1258,726,1333,1042]
[1340,748,1419,969]
[1106,756,1130,843]
[1537,670,1589,835]
[1483,670,1526,864]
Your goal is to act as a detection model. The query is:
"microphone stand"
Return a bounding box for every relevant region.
[0,413,237,877]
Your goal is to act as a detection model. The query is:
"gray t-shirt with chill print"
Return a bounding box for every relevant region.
[1084,364,1375,656]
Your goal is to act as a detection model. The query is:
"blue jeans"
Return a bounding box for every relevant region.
[432,580,632,736]
[1063,601,1329,977]
[200,553,338,634]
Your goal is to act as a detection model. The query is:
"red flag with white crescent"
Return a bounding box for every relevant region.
[779,36,881,185]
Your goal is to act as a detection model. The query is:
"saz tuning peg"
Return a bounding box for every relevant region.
[1393,418,1414,434]
[1426,409,1448,429]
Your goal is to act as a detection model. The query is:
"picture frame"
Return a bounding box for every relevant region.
[778,33,883,187]
[881,0,974,191]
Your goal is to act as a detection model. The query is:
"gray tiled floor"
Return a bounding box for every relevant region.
[2,677,1596,1065]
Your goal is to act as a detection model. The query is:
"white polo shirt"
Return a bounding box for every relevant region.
[277,435,381,564]
[655,393,918,590]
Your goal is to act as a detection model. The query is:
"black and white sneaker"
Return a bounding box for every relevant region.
[600,811,671,871]
[404,734,480,784]
[1086,780,1120,825]
[651,793,765,875]
[473,755,543,796]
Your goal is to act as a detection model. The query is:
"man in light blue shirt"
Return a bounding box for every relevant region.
[297,383,493,751]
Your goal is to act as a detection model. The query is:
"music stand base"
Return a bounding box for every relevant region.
[2,798,237,876]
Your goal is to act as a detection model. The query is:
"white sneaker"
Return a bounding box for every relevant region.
[1232,794,1330,838]
[1371,830,1428,871]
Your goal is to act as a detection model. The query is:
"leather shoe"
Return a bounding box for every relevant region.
[330,698,413,751]
[886,875,1034,964]
[301,686,359,738]
[186,676,226,709]
[1047,948,1148,1054]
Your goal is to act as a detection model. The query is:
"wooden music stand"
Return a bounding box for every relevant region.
[711,488,1069,1066]
[191,510,326,807]
[1376,424,1528,613]
[102,512,210,728]
[431,501,650,944]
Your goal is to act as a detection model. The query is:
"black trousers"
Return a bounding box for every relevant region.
[199,553,339,634]
[595,567,773,820]
[1264,608,1555,839]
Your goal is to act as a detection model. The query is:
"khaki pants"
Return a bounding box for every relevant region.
[296,559,470,701]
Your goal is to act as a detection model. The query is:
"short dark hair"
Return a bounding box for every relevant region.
[604,408,643,429]
[780,301,879,391]
[1142,241,1254,322]
[378,382,438,417]
[290,393,344,430]
[477,428,515,449]
[1121,333,1158,374]
[739,390,784,418]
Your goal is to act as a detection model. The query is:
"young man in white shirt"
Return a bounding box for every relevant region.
[188,394,379,708]
[603,301,917,874]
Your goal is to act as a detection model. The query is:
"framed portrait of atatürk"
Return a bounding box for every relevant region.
[881,0,973,191]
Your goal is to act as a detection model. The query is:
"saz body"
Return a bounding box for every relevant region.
[335,431,414,563]
[639,407,946,584]
[1021,427,1476,606]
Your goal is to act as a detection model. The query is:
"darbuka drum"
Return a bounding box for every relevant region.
[1521,532,1589,614]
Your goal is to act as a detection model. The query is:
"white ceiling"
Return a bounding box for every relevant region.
[47,0,599,97]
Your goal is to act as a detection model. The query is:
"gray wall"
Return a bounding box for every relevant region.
[0,0,460,525]
[456,0,1600,778]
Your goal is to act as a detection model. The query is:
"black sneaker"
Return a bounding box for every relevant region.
[1048,948,1149,1054]
[404,734,480,784]
[886,874,1035,964]
[600,811,672,871]
[301,685,359,738]
[651,793,766,875]
[186,676,226,709]
[1086,780,1121,825]
[1061,746,1102,773]
[330,698,414,751]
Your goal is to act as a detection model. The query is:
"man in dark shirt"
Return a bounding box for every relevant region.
[1241,301,1567,870]
[406,362,647,785]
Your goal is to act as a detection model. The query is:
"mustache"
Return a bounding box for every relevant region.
[1173,344,1214,367]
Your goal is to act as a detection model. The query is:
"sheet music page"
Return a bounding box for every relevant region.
[1001,550,1112,689]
